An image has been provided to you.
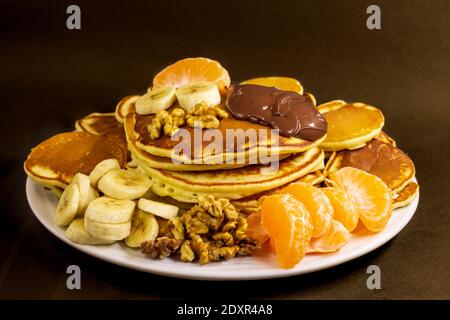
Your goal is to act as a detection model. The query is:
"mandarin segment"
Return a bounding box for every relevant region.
[261,194,313,268]
[328,167,393,232]
[307,220,350,253]
[321,187,359,232]
[152,57,230,94]
[280,182,333,238]
[245,212,269,245]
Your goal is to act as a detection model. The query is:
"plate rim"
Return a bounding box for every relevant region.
[25,177,419,281]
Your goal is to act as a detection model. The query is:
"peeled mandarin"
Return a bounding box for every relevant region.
[321,187,359,232]
[328,167,393,232]
[280,183,333,238]
[152,57,230,94]
[261,194,313,269]
[307,220,351,253]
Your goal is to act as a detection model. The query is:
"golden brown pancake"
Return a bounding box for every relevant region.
[394,182,419,209]
[324,139,415,193]
[75,113,122,135]
[137,147,324,203]
[126,108,325,164]
[115,95,139,123]
[75,112,129,158]
[24,132,127,189]
[375,131,396,146]
[318,100,384,151]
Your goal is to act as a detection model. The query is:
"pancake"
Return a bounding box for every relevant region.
[324,139,415,193]
[75,112,121,135]
[75,112,129,161]
[231,171,324,214]
[135,147,324,203]
[318,100,384,151]
[375,131,396,147]
[115,95,139,123]
[129,135,293,171]
[24,132,127,189]
[125,108,326,165]
[393,182,419,209]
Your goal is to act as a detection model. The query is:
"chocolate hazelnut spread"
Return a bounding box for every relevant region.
[225,84,327,140]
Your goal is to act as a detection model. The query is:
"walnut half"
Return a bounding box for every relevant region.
[147,108,186,139]
[141,237,182,259]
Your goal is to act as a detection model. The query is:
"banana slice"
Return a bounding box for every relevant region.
[72,173,92,215]
[138,198,179,219]
[176,81,221,112]
[85,196,135,224]
[135,86,176,115]
[66,219,115,245]
[98,169,152,200]
[125,209,159,248]
[76,186,99,218]
[55,182,80,226]
[84,218,131,241]
[89,159,121,188]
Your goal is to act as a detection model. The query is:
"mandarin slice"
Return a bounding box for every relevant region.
[280,182,333,238]
[152,57,230,94]
[328,167,393,232]
[261,194,313,268]
[317,101,384,151]
[245,212,269,245]
[241,77,304,94]
[321,187,359,232]
[307,220,350,253]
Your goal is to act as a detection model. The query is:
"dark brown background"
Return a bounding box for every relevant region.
[1,0,449,299]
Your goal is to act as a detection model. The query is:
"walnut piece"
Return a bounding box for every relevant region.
[186,102,228,129]
[168,217,185,240]
[141,237,182,259]
[209,245,240,261]
[180,240,195,262]
[147,108,186,139]
[189,233,210,265]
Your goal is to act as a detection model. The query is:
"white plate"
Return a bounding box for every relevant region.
[26,178,419,280]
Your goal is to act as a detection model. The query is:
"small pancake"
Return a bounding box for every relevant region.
[75,112,128,159]
[75,112,121,135]
[136,147,324,203]
[24,132,127,189]
[115,95,139,123]
[126,109,325,164]
[393,181,419,209]
[375,131,396,147]
[324,139,415,193]
[318,100,384,151]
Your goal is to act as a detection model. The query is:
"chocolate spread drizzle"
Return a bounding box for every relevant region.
[225,84,327,141]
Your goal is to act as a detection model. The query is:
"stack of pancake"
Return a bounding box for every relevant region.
[25,86,417,215]
[117,96,327,207]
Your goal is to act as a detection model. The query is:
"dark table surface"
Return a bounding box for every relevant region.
[1,0,449,299]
